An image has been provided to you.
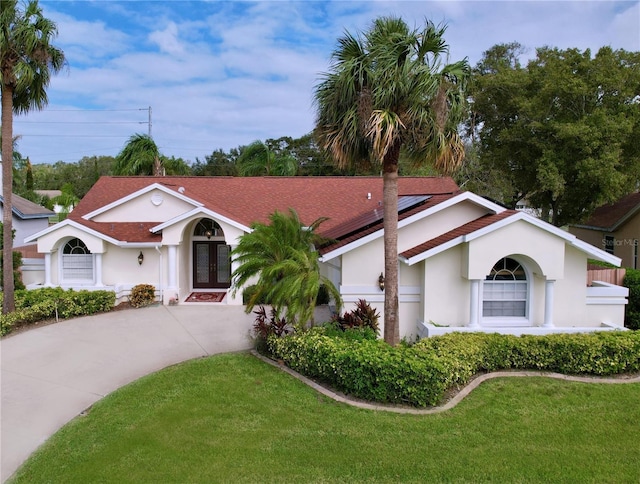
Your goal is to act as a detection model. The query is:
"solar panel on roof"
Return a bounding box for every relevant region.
[322,195,431,241]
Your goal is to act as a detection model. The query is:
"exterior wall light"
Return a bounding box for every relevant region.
[378,272,385,291]
[138,251,144,265]
[205,230,213,239]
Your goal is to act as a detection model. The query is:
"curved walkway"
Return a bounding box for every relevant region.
[0,305,255,482]
[254,351,640,415]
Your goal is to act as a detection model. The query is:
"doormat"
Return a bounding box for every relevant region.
[185,292,226,303]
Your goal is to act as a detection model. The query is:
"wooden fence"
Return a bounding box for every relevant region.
[587,268,626,286]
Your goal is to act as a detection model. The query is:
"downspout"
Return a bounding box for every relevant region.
[155,245,163,304]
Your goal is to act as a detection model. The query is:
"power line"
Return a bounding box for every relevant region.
[15,121,145,124]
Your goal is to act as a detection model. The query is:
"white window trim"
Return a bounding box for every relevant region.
[59,239,96,285]
[480,257,532,327]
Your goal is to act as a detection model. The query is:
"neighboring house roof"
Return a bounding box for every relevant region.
[0,193,55,220]
[573,192,640,231]
[58,176,460,243]
[34,189,62,199]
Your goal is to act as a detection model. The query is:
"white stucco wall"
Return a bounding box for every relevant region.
[465,220,564,280]
[37,226,106,254]
[397,200,488,253]
[423,245,469,326]
[92,189,196,223]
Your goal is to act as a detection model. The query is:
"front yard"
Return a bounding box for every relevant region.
[9,352,640,483]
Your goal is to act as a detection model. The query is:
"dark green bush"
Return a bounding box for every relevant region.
[269,330,640,408]
[1,288,115,336]
[269,329,451,407]
[332,299,380,335]
[129,284,156,308]
[244,283,331,306]
[623,268,640,329]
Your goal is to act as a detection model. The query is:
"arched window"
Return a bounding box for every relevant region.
[62,238,94,282]
[194,219,223,239]
[483,257,527,318]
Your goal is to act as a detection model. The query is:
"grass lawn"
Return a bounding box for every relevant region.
[10,353,640,483]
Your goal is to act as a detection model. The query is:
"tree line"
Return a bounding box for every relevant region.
[14,43,640,230]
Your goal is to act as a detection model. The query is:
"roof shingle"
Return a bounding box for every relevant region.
[70,176,460,242]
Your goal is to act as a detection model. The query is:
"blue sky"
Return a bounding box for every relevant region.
[13,0,640,165]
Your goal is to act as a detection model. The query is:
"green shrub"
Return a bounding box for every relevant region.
[269,329,451,407]
[129,284,156,308]
[1,288,115,336]
[332,299,380,335]
[269,330,640,407]
[244,283,331,307]
[623,268,640,329]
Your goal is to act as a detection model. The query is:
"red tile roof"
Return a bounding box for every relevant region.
[69,176,460,242]
[81,221,162,243]
[400,210,518,260]
[577,192,640,230]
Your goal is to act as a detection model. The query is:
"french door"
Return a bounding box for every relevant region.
[192,241,231,289]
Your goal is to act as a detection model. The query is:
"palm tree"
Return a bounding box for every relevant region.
[231,208,342,330]
[314,16,469,345]
[1,0,65,313]
[113,133,163,176]
[237,140,297,176]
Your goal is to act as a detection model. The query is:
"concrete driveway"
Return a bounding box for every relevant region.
[0,304,256,482]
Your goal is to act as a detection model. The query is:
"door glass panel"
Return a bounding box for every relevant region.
[196,244,210,283]
[217,245,231,284]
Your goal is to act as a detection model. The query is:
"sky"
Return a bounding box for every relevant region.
[11,0,640,166]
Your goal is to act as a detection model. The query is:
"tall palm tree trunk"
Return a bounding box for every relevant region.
[382,142,400,345]
[1,84,16,313]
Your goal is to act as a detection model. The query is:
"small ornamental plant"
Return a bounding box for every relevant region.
[130,284,156,308]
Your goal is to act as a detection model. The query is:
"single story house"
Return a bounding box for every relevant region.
[25,176,627,340]
[569,192,640,269]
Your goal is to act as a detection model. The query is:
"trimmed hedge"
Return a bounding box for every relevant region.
[1,288,116,336]
[623,268,640,330]
[268,330,640,408]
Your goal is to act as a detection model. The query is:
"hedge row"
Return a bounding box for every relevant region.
[623,268,640,330]
[1,288,116,336]
[268,329,640,408]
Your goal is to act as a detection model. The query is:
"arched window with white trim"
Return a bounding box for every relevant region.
[483,257,528,318]
[61,238,94,282]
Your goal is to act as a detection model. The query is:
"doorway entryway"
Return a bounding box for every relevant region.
[192,241,231,289]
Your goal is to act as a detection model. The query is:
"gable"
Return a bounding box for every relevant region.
[89,188,197,223]
[320,191,505,261]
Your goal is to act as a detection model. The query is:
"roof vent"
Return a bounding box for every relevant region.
[178,186,185,194]
[367,192,371,200]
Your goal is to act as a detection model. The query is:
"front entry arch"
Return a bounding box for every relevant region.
[191,219,231,289]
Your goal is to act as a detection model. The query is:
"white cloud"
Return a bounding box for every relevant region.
[14,1,640,166]
[149,22,185,55]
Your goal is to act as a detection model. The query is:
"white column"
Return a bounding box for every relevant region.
[543,279,555,327]
[44,252,52,286]
[469,279,480,328]
[167,245,177,290]
[94,253,104,286]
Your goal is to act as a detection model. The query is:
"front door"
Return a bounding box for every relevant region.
[193,241,231,289]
